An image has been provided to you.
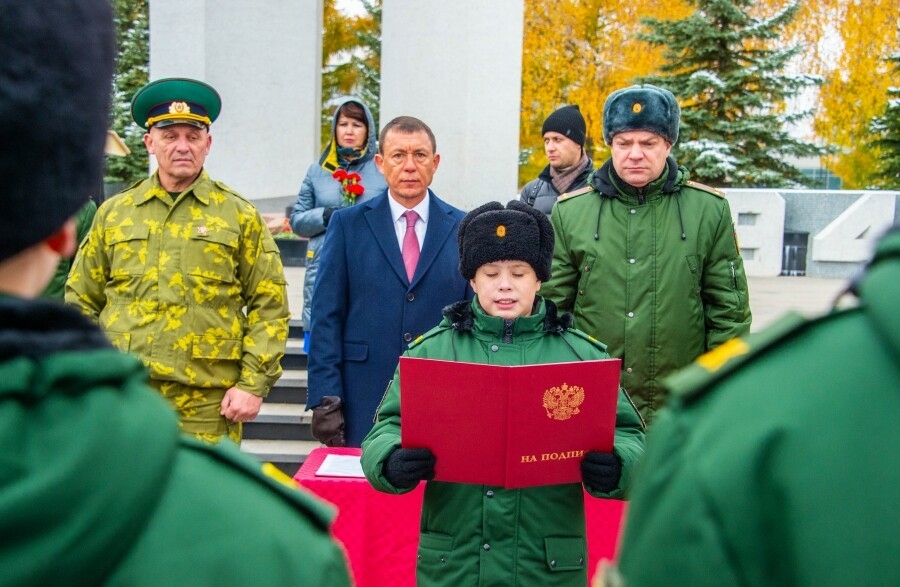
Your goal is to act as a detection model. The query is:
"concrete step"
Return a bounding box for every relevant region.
[281,338,308,371]
[244,402,313,441]
[267,368,307,405]
[288,317,304,339]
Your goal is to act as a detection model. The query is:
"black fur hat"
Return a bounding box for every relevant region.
[458,200,554,282]
[602,84,680,146]
[0,0,115,263]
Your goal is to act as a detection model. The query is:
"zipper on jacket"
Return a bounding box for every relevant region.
[503,319,514,344]
[730,261,737,289]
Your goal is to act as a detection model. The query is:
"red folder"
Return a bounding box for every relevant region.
[399,356,621,489]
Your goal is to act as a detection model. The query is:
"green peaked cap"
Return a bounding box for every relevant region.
[131,77,221,129]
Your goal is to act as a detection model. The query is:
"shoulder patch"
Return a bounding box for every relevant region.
[407,324,452,349]
[665,313,809,402]
[558,185,594,202]
[565,328,608,353]
[684,180,725,198]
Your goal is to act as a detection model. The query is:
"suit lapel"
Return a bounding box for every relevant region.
[413,192,455,286]
[364,194,409,284]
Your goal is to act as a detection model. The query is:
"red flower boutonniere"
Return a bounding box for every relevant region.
[333,169,365,206]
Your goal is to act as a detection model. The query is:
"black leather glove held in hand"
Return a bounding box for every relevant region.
[311,395,346,447]
[322,206,337,226]
[382,447,436,489]
[581,451,622,493]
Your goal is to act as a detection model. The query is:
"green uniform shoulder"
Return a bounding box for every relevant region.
[212,179,254,205]
[116,177,148,196]
[564,327,608,353]
[407,322,453,350]
[557,185,594,203]
[181,437,334,531]
[683,180,726,198]
[665,313,812,403]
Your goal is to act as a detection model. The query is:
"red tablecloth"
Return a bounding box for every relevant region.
[294,447,626,587]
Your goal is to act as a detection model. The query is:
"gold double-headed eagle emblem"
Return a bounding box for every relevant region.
[542,383,585,421]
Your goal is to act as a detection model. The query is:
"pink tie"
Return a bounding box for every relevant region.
[402,210,420,281]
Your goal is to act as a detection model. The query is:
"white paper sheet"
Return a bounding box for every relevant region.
[315,454,366,478]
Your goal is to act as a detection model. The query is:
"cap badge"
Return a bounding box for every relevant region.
[197,225,208,236]
[632,102,643,114]
[169,101,191,115]
[496,225,506,238]
[543,383,585,421]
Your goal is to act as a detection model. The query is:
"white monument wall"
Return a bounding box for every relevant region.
[379,0,525,211]
[149,0,322,201]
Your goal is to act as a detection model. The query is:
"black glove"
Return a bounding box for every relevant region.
[581,451,622,493]
[322,206,337,226]
[311,396,346,447]
[382,447,436,489]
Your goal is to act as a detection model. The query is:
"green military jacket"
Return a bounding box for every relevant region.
[66,170,289,397]
[540,159,751,422]
[362,297,645,587]
[614,228,900,586]
[0,296,350,586]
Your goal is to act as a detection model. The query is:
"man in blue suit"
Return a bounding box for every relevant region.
[307,116,472,447]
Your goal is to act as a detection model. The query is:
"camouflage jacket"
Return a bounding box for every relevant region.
[66,170,289,396]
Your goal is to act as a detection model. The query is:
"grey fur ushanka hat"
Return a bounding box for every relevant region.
[602,84,680,146]
[458,200,554,282]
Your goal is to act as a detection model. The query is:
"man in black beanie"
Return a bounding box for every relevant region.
[519,104,594,215]
[0,1,350,584]
[540,83,752,425]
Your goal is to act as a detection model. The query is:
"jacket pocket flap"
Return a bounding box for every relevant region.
[342,341,368,362]
[544,536,586,572]
[191,335,243,360]
[106,224,150,245]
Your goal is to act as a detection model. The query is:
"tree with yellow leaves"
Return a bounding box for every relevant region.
[322,0,381,148]
[519,0,692,187]
[519,0,899,189]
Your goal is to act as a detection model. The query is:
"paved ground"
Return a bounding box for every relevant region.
[283,265,851,334]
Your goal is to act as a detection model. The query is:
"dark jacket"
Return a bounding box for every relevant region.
[361,297,645,587]
[0,297,351,586]
[519,158,593,215]
[540,158,752,422]
[306,190,472,446]
[616,226,900,587]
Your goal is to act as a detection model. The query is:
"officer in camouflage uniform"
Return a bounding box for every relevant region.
[605,226,900,586]
[66,78,290,443]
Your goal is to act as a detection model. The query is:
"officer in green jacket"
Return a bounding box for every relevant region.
[66,77,290,443]
[362,201,644,587]
[606,225,900,587]
[0,2,351,584]
[540,84,751,424]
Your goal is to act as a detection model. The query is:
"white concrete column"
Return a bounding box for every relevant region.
[149,0,322,202]
[380,0,525,211]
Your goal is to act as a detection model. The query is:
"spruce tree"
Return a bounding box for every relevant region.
[637,0,825,188]
[106,0,149,189]
[868,54,900,190]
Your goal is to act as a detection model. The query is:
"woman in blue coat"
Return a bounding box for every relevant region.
[290,98,386,349]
